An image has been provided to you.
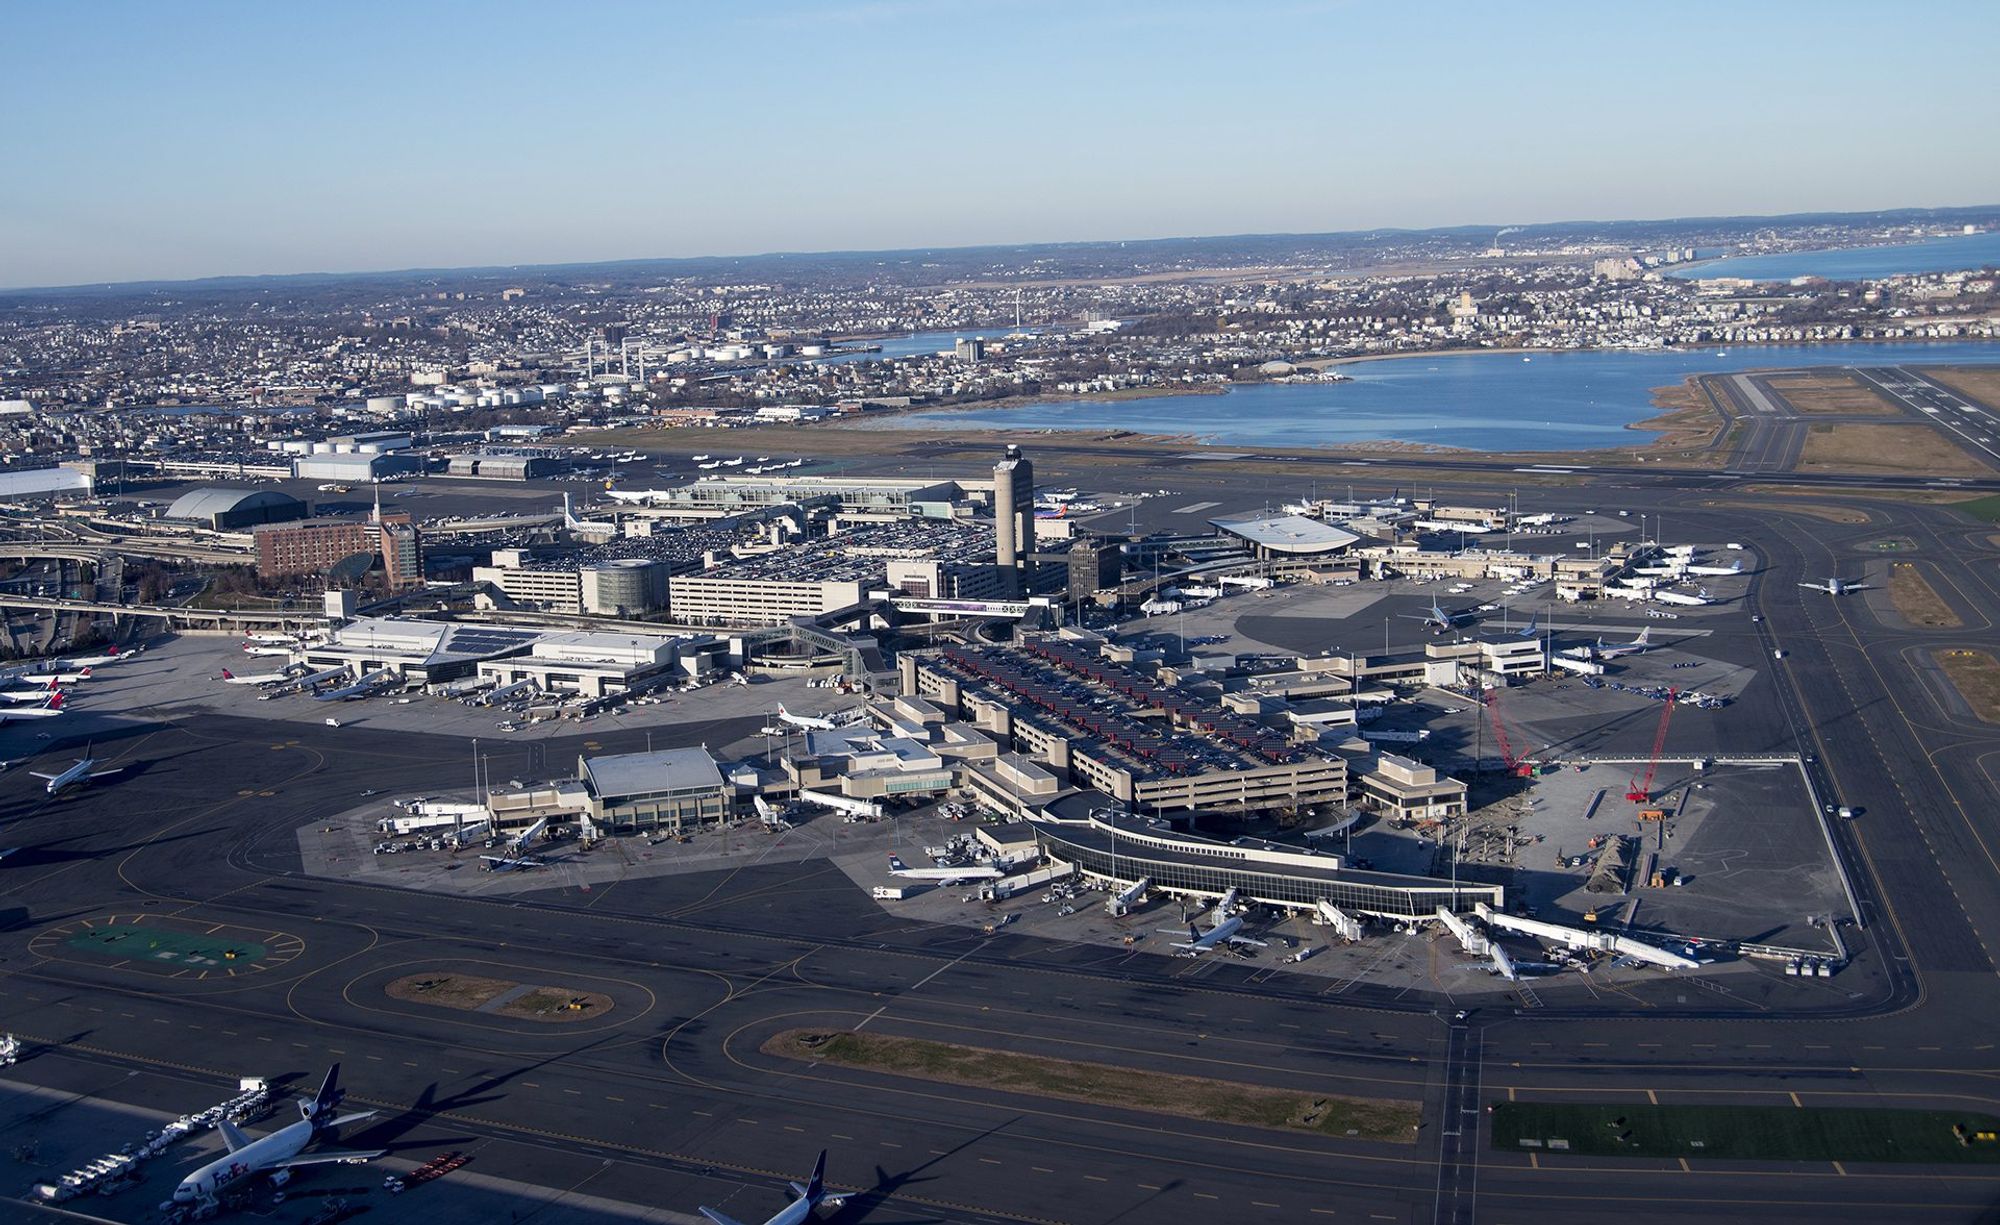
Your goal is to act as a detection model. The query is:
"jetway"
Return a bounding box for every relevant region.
[1474,903,1698,970]
[510,815,550,854]
[1106,876,1150,917]
[1314,899,1363,941]
[798,790,883,820]
[445,820,492,848]
[1489,942,1519,981]
[1435,905,1491,956]
[1549,654,1605,677]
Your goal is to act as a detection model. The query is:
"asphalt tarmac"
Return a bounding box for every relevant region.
[6,458,2000,1222]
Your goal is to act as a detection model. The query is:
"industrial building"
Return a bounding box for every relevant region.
[1357,753,1469,820]
[164,487,309,531]
[615,475,964,521]
[446,449,569,480]
[293,452,426,483]
[578,748,731,833]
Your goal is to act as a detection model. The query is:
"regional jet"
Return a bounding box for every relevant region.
[1161,888,1269,955]
[18,665,90,685]
[31,751,122,795]
[887,854,1002,883]
[699,1150,843,1225]
[1800,576,1867,596]
[170,1064,384,1211]
[0,679,61,703]
[479,854,545,872]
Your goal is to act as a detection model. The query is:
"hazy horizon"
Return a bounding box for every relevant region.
[5,0,1997,289]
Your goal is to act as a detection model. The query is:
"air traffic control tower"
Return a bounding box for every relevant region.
[992,444,1035,595]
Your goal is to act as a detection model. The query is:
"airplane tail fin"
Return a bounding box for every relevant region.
[1636,627,1651,645]
[78,667,90,679]
[888,855,909,872]
[1518,613,1538,639]
[46,693,61,711]
[220,668,234,680]
[305,1063,344,1123]
[1188,922,1201,942]
[217,1119,251,1154]
[802,1150,826,1202]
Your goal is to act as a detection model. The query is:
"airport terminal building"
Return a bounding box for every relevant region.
[1031,809,1502,921]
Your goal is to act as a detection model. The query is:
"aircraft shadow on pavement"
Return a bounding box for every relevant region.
[829,1117,1024,1223]
[346,1037,628,1153]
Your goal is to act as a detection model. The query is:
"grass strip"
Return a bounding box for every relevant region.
[1935,649,2000,722]
[766,1028,1418,1143]
[1493,1102,2000,1163]
[1888,563,1962,628]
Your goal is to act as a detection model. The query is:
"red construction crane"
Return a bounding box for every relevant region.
[1626,688,1680,803]
[1482,688,1534,778]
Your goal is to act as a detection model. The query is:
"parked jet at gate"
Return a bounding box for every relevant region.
[1800,576,1867,596]
[1162,888,1269,955]
[0,694,63,724]
[32,751,121,795]
[1595,627,1654,659]
[169,1065,384,1210]
[776,703,838,732]
[888,854,1002,883]
[19,665,90,685]
[699,1151,843,1225]
[219,667,292,687]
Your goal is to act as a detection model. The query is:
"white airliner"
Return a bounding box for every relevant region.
[313,668,397,702]
[1800,576,1866,595]
[170,1065,384,1210]
[19,665,91,684]
[0,679,61,703]
[1161,888,1268,955]
[776,703,838,732]
[241,645,295,658]
[1401,598,1477,631]
[1652,589,1710,607]
[218,667,293,687]
[32,751,122,795]
[1684,559,1744,577]
[603,488,678,505]
[887,854,1002,883]
[700,1151,843,1225]
[0,694,64,723]
[479,854,545,872]
[1413,519,1494,534]
[1594,627,1654,659]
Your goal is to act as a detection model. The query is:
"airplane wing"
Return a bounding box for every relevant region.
[1226,935,1271,948]
[697,1209,750,1225]
[267,1147,387,1168]
[88,766,127,780]
[27,771,60,781]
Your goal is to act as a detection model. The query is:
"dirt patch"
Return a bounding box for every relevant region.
[388,973,613,1022]
[1936,650,2000,722]
[1924,367,2000,410]
[1797,423,1992,476]
[765,1029,1418,1143]
[1761,373,1903,416]
[1888,564,1963,629]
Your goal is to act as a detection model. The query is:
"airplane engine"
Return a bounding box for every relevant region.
[269,1168,292,1188]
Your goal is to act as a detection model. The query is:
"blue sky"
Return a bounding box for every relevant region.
[2,0,1995,287]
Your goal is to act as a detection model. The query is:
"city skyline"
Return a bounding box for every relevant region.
[4,0,1998,288]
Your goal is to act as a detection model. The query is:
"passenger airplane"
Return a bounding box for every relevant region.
[170,1065,384,1210]
[776,703,838,732]
[19,665,90,684]
[1684,559,1744,577]
[1401,598,1477,631]
[313,668,397,702]
[0,694,63,723]
[32,751,122,795]
[887,854,1002,883]
[480,854,545,872]
[0,679,60,703]
[700,1151,843,1225]
[1800,576,1866,595]
[1595,627,1654,659]
[1162,888,1268,955]
[603,488,678,505]
[219,667,292,687]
